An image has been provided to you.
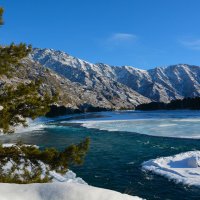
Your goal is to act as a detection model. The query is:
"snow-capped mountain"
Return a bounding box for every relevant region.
[30,48,200,103]
[114,64,200,102]
[24,49,149,111]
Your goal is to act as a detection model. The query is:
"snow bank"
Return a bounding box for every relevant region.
[0,182,142,200]
[0,144,143,199]
[49,170,86,184]
[13,114,75,134]
[142,151,200,187]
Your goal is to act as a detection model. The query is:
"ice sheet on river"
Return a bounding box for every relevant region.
[11,110,200,139]
[142,151,200,187]
[70,110,200,138]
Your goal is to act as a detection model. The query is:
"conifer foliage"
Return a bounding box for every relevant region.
[0,7,90,183]
[0,7,3,25]
[0,43,32,76]
[0,139,90,183]
[0,7,90,184]
[0,81,57,133]
[0,8,56,133]
[0,9,32,76]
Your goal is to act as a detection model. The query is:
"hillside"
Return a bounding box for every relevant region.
[0,57,150,115]
[30,48,200,103]
[1,47,200,116]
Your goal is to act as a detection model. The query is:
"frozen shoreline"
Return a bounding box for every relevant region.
[0,182,143,200]
[8,110,200,139]
[0,143,143,200]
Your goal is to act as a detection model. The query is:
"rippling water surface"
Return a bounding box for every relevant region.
[1,110,200,200]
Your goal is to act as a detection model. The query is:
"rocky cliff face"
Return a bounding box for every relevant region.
[28,49,150,110]
[0,56,150,114]
[1,47,200,115]
[114,64,200,102]
[30,48,200,103]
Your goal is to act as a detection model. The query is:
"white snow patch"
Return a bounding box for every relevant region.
[0,143,143,200]
[49,170,86,185]
[142,151,200,187]
[0,182,142,200]
[173,119,200,122]
[13,114,76,134]
[2,143,39,148]
[158,124,177,127]
[0,143,86,184]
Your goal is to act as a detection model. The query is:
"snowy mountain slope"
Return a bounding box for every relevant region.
[29,49,150,109]
[30,48,200,103]
[113,64,200,102]
[0,56,150,114]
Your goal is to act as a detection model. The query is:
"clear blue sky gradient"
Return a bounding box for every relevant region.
[1,0,200,69]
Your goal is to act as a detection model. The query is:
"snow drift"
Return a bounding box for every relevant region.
[0,182,142,200]
[142,151,200,187]
[0,144,142,200]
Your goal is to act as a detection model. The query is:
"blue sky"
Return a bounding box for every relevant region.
[1,0,200,69]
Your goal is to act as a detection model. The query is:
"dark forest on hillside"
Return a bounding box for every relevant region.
[136,97,200,111]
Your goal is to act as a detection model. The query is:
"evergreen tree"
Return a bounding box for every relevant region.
[0,7,90,184]
[0,7,3,25]
[0,139,90,183]
[0,81,57,133]
[0,43,32,76]
[0,8,56,133]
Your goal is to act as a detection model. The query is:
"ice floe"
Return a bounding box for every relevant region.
[142,151,200,187]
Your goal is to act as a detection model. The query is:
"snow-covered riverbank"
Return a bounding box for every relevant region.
[0,182,142,200]
[0,164,143,200]
[0,143,143,200]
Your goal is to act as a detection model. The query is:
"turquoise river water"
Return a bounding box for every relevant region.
[1,110,200,200]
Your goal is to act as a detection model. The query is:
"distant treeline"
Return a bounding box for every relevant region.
[135,97,200,111]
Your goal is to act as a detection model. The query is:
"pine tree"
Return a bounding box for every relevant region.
[0,7,3,25]
[0,81,57,133]
[0,8,56,133]
[0,43,32,76]
[0,139,90,183]
[0,7,90,184]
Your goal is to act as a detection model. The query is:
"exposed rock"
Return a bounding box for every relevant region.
[30,48,200,103]
[114,64,200,102]
[28,49,150,110]
[3,47,199,117]
[0,56,150,117]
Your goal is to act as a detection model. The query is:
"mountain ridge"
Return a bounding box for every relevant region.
[32,47,198,71]
[0,54,149,114]
[30,48,200,103]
